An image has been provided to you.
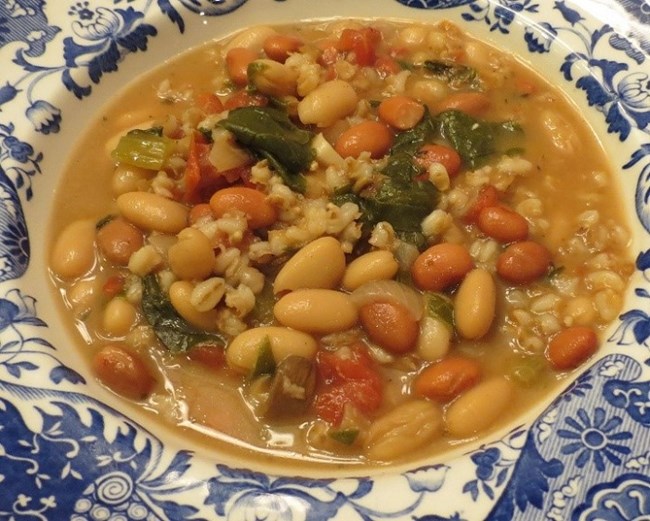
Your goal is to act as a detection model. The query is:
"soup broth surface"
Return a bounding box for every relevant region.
[49,18,633,468]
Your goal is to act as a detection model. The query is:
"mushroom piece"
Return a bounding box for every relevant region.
[264,355,317,418]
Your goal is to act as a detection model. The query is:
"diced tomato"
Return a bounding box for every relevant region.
[196,92,224,115]
[313,344,383,425]
[224,91,269,110]
[336,27,381,67]
[102,275,125,297]
[464,184,501,224]
[375,55,401,78]
[182,132,247,203]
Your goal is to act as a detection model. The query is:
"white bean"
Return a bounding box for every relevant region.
[225,25,277,52]
[50,219,97,279]
[366,400,443,461]
[274,237,346,293]
[168,228,216,280]
[454,268,496,340]
[342,250,399,291]
[416,316,452,361]
[445,377,513,438]
[117,192,188,234]
[226,326,318,373]
[298,80,358,127]
[102,297,138,336]
[274,289,358,334]
[169,280,219,332]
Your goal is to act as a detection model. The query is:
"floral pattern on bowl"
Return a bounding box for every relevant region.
[0,0,649,519]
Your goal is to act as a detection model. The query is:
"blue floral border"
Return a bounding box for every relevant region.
[1,1,649,519]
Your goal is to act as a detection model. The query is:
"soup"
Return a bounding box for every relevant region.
[49,19,633,466]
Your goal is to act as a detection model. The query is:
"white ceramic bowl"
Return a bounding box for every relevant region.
[1,1,649,519]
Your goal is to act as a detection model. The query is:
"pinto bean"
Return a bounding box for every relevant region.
[413,356,481,402]
[378,95,425,130]
[96,217,144,265]
[226,47,258,86]
[411,243,473,292]
[209,186,277,230]
[546,326,598,370]
[93,344,155,400]
[263,34,303,62]
[477,206,529,243]
[334,121,393,159]
[496,241,552,284]
[359,301,419,353]
[435,92,491,117]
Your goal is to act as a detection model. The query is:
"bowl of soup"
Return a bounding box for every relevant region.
[2,0,649,519]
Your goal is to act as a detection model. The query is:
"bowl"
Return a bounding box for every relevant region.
[1,0,649,519]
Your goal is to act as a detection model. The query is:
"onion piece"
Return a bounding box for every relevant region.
[350,279,424,321]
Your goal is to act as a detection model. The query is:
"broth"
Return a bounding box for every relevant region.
[49,19,633,467]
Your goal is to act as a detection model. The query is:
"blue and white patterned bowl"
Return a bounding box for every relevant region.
[1,1,649,519]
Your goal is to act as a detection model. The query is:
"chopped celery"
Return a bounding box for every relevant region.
[426,292,455,329]
[111,129,174,170]
[509,356,545,387]
[250,336,276,379]
[329,428,359,445]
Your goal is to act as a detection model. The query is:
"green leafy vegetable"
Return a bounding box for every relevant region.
[434,110,522,168]
[111,129,174,170]
[329,428,359,445]
[141,274,225,353]
[423,60,480,89]
[219,106,314,192]
[250,336,276,378]
[425,292,455,329]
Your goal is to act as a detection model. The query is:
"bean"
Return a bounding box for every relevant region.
[416,144,462,177]
[496,241,552,284]
[477,206,529,243]
[169,280,220,331]
[435,92,491,117]
[102,297,138,337]
[111,164,151,196]
[225,26,277,52]
[378,95,425,130]
[359,301,419,353]
[274,236,346,293]
[413,356,481,402]
[334,121,393,159]
[416,316,451,361]
[226,47,258,85]
[187,344,225,370]
[366,400,443,461]
[247,59,298,97]
[342,250,399,291]
[50,219,96,279]
[407,78,448,109]
[189,203,214,225]
[68,279,99,317]
[116,192,188,234]
[546,326,598,370]
[464,185,500,224]
[297,79,358,127]
[263,34,303,63]
[274,289,358,334]
[226,326,318,373]
[445,377,513,438]
[411,243,474,292]
[454,268,496,340]
[93,344,155,400]
[209,186,276,230]
[168,228,216,280]
[96,217,144,265]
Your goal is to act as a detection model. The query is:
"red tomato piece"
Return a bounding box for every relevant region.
[313,344,383,425]
[337,27,381,66]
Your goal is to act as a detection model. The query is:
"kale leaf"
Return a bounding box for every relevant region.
[141,274,225,353]
[423,60,481,89]
[219,106,314,192]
